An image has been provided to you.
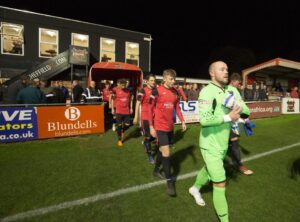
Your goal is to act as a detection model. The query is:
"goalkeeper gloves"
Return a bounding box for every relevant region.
[242,120,255,136]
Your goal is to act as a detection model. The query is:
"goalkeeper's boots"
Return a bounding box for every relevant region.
[189,186,206,206]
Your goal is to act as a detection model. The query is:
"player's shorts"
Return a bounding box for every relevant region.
[116,114,131,125]
[156,130,173,147]
[230,129,239,139]
[200,147,227,183]
[142,120,150,138]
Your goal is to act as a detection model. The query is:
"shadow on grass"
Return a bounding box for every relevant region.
[173,128,189,144]
[123,126,143,142]
[239,144,251,155]
[171,145,197,178]
[290,158,300,179]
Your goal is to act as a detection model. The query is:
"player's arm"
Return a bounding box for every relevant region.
[133,89,144,124]
[111,89,116,114]
[233,87,250,118]
[175,99,187,131]
[108,92,112,108]
[148,88,158,137]
[133,100,141,124]
[130,92,134,114]
[176,85,187,101]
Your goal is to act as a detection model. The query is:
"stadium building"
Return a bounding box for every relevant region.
[0,6,152,85]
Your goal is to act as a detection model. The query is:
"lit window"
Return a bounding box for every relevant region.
[39,28,58,58]
[100,37,115,62]
[71,33,89,47]
[125,42,139,66]
[0,22,24,56]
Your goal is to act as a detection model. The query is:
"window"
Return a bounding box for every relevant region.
[71,33,89,47]
[39,28,58,58]
[100,37,115,62]
[125,42,139,66]
[0,22,24,56]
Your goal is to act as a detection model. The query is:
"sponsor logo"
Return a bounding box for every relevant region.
[287,100,295,112]
[0,107,38,142]
[163,102,174,109]
[64,107,80,121]
[198,99,211,105]
[0,109,34,131]
[180,101,196,112]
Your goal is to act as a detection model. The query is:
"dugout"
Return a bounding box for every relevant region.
[242,58,300,90]
[88,62,143,91]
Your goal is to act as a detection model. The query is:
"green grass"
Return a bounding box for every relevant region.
[0,115,300,221]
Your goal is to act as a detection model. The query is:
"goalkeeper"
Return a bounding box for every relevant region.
[188,61,250,222]
[228,73,253,175]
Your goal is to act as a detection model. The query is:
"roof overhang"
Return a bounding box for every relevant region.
[242,58,300,85]
[88,62,143,88]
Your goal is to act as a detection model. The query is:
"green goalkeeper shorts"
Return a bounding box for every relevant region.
[201,147,227,183]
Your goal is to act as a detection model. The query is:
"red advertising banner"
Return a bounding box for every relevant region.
[37,105,104,139]
[246,101,281,119]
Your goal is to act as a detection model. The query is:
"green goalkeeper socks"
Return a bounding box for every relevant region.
[194,167,210,189]
[213,186,229,222]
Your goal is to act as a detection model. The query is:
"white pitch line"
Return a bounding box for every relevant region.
[1,142,300,222]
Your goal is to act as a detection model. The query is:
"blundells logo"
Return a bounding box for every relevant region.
[65,107,80,121]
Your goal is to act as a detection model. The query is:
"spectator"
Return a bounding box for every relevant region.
[81,81,103,103]
[183,84,190,100]
[16,79,45,104]
[72,80,83,103]
[244,85,253,101]
[58,81,69,101]
[290,86,299,98]
[188,83,200,100]
[258,82,267,101]
[40,79,56,103]
[252,81,257,100]
[275,82,283,92]
[51,81,66,103]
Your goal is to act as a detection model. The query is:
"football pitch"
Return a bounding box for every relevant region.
[0,115,299,222]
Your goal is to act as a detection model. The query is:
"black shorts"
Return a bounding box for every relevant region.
[116,114,131,125]
[142,120,150,138]
[156,130,173,147]
[230,129,239,139]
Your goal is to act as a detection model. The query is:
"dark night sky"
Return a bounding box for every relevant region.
[1,1,300,79]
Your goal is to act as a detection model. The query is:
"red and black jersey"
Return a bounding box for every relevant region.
[112,87,132,114]
[174,84,187,101]
[137,86,152,120]
[148,85,184,131]
[102,88,111,102]
[111,87,117,108]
